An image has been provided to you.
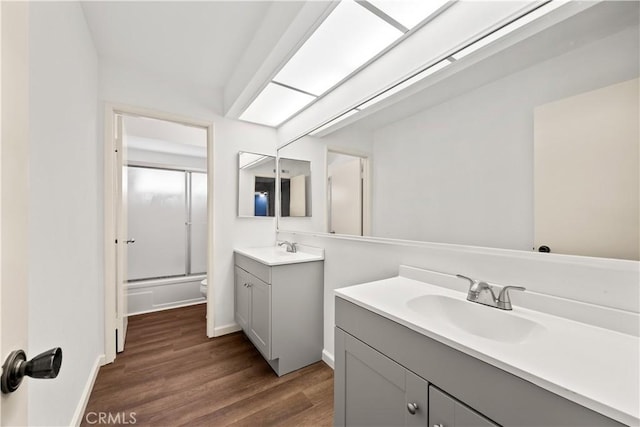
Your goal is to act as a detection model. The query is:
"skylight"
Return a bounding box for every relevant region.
[273,0,403,96]
[368,0,449,30]
[239,82,315,127]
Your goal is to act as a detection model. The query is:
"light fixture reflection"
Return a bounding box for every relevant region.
[309,109,360,136]
[358,58,453,110]
[452,1,565,61]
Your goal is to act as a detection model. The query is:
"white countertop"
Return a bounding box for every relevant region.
[335,274,640,426]
[234,244,324,266]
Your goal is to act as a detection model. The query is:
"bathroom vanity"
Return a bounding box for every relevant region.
[334,266,638,427]
[234,245,324,376]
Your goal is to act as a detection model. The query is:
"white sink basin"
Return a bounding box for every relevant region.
[234,245,324,266]
[407,294,544,343]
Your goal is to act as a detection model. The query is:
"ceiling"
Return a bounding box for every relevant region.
[81,1,276,95]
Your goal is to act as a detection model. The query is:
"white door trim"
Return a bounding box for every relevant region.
[103,103,215,363]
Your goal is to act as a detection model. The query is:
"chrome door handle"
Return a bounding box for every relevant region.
[125,239,135,244]
[1,348,63,393]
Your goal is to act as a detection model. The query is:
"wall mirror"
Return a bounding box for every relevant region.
[276,2,640,261]
[238,151,276,217]
[279,157,312,218]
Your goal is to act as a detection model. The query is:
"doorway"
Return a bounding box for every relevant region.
[104,105,214,363]
[327,150,370,236]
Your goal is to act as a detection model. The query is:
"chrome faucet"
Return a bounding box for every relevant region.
[456,274,525,310]
[278,240,297,253]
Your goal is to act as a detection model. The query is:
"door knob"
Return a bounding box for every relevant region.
[1,347,62,393]
[126,238,136,244]
[407,402,419,415]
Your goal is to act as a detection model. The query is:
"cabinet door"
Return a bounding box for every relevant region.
[429,386,498,427]
[340,332,427,426]
[234,267,250,331]
[248,277,271,359]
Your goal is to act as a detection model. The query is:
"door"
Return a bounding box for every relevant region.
[234,267,250,331]
[338,331,428,426]
[289,175,306,217]
[429,385,498,427]
[534,78,639,260]
[248,277,271,359]
[115,115,129,352]
[0,2,30,424]
[329,156,363,235]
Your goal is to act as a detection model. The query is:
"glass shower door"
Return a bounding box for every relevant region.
[127,167,187,281]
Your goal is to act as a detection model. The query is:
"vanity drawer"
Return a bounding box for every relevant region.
[235,253,271,284]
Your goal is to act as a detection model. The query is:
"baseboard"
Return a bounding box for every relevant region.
[70,354,105,426]
[213,322,242,337]
[322,349,335,369]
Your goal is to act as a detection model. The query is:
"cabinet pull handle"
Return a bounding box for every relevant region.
[433,424,444,427]
[407,402,419,415]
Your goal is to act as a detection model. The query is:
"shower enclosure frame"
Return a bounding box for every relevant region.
[126,163,207,281]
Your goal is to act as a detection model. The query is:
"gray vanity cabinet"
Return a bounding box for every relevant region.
[335,297,624,427]
[234,265,271,358]
[429,386,498,427]
[234,252,324,376]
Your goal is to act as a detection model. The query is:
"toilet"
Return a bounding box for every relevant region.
[200,278,208,297]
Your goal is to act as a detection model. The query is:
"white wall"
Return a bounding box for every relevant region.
[99,60,279,334]
[372,25,640,251]
[28,3,102,425]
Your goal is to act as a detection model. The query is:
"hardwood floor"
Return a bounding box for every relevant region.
[82,304,334,426]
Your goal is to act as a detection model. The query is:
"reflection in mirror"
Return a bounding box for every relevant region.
[279,157,312,217]
[238,151,276,217]
[276,2,639,260]
[327,151,369,236]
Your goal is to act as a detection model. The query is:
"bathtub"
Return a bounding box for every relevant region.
[126,274,206,315]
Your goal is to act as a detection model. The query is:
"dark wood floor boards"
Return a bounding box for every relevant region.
[82,303,334,426]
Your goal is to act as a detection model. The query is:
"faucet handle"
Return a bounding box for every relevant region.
[497,286,526,310]
[456,274,476,287]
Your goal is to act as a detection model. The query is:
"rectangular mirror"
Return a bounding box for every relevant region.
[279,157,312,217]
[238,151,276,217]
[276,2,640,260]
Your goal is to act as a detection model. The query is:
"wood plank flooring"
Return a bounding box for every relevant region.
[82,304,334,426]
